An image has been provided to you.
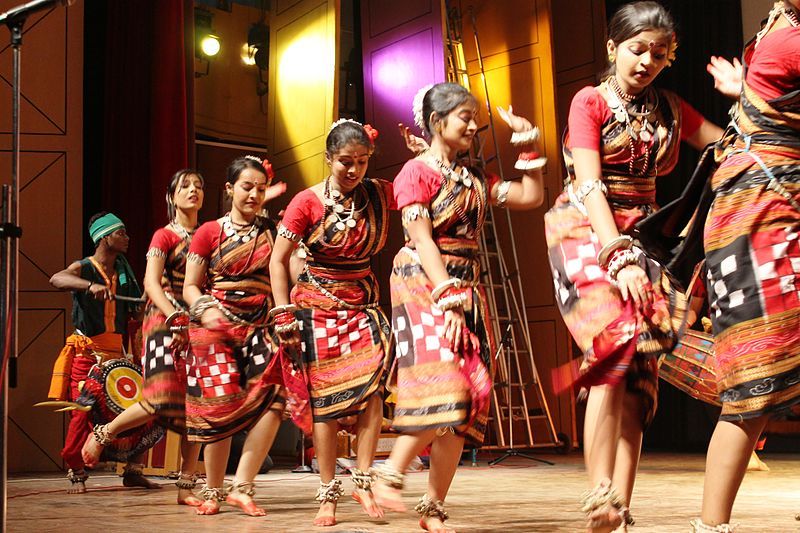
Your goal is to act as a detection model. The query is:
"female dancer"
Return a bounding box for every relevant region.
[183,156,286,516]
[82,169,205,505]
[371,82,544,533]
[270,119,392,527]
[692,2,800,530]
[543,2,722,531]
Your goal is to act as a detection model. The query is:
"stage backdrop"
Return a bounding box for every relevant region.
[0,0,84,472]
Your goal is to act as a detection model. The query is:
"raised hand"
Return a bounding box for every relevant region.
[707,56,742,100]
[496,105,533,133]
[264,181,288,203]
[398,122,429,154]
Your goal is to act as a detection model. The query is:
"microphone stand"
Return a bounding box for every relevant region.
[1,1,74,528]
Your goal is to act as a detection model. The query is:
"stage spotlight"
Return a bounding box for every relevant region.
[200,34,221,57]
[195,7,220,77]
[247,22,269,70]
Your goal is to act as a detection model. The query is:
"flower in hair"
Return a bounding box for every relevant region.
[262,159,275,181]
[363,124,379,144]
[244,154,263,164]
[412,84,434,134]
[667,33,678,66]
[329,117,363,132]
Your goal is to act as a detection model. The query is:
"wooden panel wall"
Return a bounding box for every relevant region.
[194,2,271,146]
[549,0,607,446]
[0,1,84,472]
[266,0,339,196]
[457,0,575,443]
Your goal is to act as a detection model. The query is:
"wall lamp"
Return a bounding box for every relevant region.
[195,7,221,78]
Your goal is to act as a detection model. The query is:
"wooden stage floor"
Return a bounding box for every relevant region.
[7,452,799,532]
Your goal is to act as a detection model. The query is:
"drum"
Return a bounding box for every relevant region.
[658,329,720,406]
[77,358,166,462]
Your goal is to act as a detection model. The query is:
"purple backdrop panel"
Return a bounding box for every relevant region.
[361,0,445,175]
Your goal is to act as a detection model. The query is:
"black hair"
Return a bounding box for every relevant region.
[420,82,477,137]
[326,121,372,156]
[226,156,271,185]
[603,1,676,80]
[166,169,204,221]
[87,211,109,232]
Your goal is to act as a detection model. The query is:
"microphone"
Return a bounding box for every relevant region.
[0,0,74,26]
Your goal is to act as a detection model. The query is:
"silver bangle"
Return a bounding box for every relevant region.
[607,249,640,280]
[510,127,540,146]
[496,180,512,207]
[597,235,634,268]
[573,179,608,204]
[430,278,462,302]
[188,295,218,322]
[514,156,547,171]
[267,304,298,322]
[435,292,467,311]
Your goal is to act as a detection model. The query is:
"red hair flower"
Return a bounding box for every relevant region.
[363,124,379,144]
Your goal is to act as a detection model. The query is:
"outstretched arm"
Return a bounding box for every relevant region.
[491,106,545,210]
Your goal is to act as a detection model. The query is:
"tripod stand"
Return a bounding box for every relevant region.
[292,432,313,473]
[488,321,553,467]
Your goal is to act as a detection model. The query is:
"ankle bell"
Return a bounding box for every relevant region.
[689,518,738,532]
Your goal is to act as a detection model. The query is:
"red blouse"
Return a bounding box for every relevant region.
[147,227,182,255]
[394,159,499,209]
[746,27,800,101]
[567,86,705,151]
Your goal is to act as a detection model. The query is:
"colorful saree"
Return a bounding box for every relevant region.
[390,159,496,445]
[185,218,284,443]
[703,35,800,421]
[545,88,690,425]
[279,178,393,424]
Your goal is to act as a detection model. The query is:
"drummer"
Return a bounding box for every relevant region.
[48,212,160,494]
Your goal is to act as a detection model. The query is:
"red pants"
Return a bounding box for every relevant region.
[60,355,95,470]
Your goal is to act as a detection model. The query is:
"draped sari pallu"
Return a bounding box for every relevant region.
[546,90,689,425]
[140,229,192,433]
[391,163,495,446]
[290,179,393,427]
[704,76,800,421]
[186,224,284,443]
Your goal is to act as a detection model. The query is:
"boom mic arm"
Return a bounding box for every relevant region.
[0,0,74,26]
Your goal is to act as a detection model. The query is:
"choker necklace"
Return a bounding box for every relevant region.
[323,177,369,232]
[425,151,474,188]
[607,76,638,103]
[222,214,258,243]
[169,221,195,241]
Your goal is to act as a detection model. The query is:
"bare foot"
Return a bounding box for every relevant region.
[66,480,86,494]
[196,499,220,515]
[313,500,337,527]
[353,488,384,518]
[122,473,163,489]
[226,492,266,517]
[586,504,624,533]
[81,433,105,468]
[373,482,406,513]
[66,469,88,494]
[420,515,456,532]
[177,487,203,506]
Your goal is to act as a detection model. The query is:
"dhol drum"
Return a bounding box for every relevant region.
[658,329,720,406]
[77,358,165,462]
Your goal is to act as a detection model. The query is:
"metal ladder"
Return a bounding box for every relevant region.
[444,3,566,456]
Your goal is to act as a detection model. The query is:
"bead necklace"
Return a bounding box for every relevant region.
[784,6,799,27]
[605,77,660,176]
[323,177,369,232]
[425,150,474,188]
[222,213,259,243]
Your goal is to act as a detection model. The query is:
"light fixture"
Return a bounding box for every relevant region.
[195,7,220,77]
[247,22,269,70]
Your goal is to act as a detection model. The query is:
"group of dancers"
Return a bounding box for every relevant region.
[45,1,798,531]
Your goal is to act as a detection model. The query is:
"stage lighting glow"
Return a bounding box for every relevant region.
[278,34,331,82]
[241,43,257,66]
[200,35,221,57]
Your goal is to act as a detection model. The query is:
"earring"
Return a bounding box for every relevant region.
[608,53,616,62]
[226,189,233,198]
